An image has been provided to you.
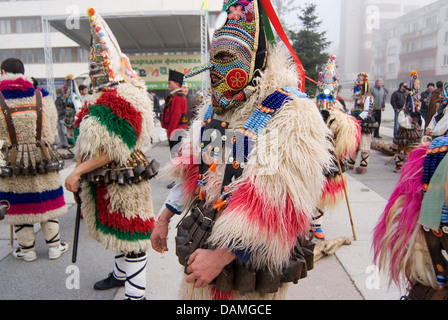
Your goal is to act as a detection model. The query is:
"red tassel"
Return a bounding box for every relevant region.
[260,0,305,92]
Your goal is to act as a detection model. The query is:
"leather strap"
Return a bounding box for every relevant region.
[35,91,43,142]
[0,92,18,146]
[0,91,43,144]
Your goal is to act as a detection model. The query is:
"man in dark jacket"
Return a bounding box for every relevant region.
[425,81,444,129]
[420,82,434,122]
[390,82,408,137]
[55,88,68,148]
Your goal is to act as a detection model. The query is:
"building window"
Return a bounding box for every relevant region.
[426,15,438,28]
[16,18,42,33]
[387,63,395,73]
[0,19,11,34]
[443,55,448,66]
[405,41,417,53]
[0,48,86,65]
[388,46,396,56]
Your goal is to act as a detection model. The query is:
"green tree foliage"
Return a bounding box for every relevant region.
[289,3,331,96]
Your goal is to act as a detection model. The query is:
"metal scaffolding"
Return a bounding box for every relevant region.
[42,16,56,99]
[200,10,210,95]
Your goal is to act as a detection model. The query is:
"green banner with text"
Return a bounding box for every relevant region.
[129,54,204,90]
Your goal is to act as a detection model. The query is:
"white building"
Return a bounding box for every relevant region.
[0,0,222,91]
[371,0,448,90]
[338,0,436,87]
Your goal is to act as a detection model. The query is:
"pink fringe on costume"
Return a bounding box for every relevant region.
[7,196,65,215]
[372,144,428,287]
[225,179,310,247]
[0,78,34,92]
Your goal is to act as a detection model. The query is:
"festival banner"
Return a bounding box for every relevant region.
[129,54,203,90]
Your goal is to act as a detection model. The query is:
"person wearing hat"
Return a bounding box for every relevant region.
[151,0,333,300]
[64,7,157,300]
[161,69,188,155]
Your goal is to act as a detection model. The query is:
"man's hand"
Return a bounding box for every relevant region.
[150,207,175,254]
[65,171,81,193]
[186,248,236,288]
[150,221,169,253]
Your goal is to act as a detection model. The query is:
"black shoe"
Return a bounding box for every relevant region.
[94,273,125,290]
[374,135,382,139]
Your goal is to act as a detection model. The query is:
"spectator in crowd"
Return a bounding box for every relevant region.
[420,82,434,122]
[371,78,387,138]
[54,88,68,149]
[78,84,88,102]
[425,81,444,129]
[390,82,408,137]
[182,82,200,127]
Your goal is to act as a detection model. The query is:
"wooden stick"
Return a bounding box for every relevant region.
[337,160,357,241]
[385,153,398,166]
[10,225,13,248]
[188,282,195,300]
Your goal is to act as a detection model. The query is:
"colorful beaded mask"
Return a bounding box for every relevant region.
[353,72,370,99]
[442,81,448,103]
[408,71,421,112]
[87,7,141,89]
[316,55,339,111]
[210,0,267,113]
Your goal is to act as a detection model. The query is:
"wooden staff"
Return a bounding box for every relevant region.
[72,191,82,263]
[336,159,357,241]
[188,282,195,300]
[10,225,13,248]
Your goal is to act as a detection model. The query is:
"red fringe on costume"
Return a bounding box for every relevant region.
[225,179,310,247]
[211,287,234,300]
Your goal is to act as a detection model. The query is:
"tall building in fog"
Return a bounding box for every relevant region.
[339,0,436,85]
[370,0,448,90]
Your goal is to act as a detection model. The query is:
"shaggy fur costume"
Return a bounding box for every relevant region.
[319,101,361,210]
[0,74,67,225]
[75,82,155,253]
[372,144,438,291]
[163,45,334,300]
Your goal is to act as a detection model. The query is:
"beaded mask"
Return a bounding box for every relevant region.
[407,71,421,112]
[316,55,339,111]
[87,7,141,89]
[210,0,267,113]
[183,0,267,113]
[442,81,448,103]
[353,73,369,100]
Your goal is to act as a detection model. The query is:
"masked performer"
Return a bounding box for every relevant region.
[425,81,448,138]
[64,8,158,300]
[373,136,448,300]
[393,71,424,172]
[313,55,361,240]
[0,58,68,262]
[63,74,83,147]
[150,0,333,300]
[347,73,377,174]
